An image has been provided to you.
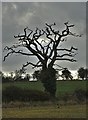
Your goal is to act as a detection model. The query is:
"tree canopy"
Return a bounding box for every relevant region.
[78,67,88,80]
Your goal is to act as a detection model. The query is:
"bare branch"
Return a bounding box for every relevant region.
[26,46,44,64]
[53,64,65,69]
[22,61,42,69]
[45,23,61,37]
[69,32,83,37]
[35,39,45,54]
[3,51,13,61]
[3,46,34,61]
[61,22,74,37]
[57,46,78,53]
[27,29,33,38]
[56,58,77,62]
[3,44,25,52]
[57,53,77,58]
[24,27,28,36]
[14,34,25,38]
[14,27,46,63]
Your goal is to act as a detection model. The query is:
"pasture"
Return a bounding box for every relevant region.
[3,80,86,97]
[2,80,87,118]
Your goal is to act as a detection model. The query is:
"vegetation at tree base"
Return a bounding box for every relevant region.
[3,22,81,97]
[39,68,57,97]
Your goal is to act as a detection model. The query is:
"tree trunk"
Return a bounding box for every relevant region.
[40,67,56,97]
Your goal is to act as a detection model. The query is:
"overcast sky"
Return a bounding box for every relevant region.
[2,2,86,74]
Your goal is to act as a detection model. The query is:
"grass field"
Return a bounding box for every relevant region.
[2,104,86,118]
[2,81,87,118]
[3,80,86,97]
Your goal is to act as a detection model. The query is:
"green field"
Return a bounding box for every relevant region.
[2,81,87,118]
[3,80,86,97]
[3,104,86,118]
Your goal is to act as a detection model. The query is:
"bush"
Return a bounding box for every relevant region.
[2,86,51,102]
[73,89,86,102]
[62,93,72,103]
[2,86,22,102]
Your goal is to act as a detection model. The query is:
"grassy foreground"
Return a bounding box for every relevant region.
[2,81,87,118]
[3,104,86,118]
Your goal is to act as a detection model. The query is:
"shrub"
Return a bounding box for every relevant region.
[2,86,51,102]
[62,93,72,103]
[25,89,51,101]
[2,86,22,102]
[73,89,86,102]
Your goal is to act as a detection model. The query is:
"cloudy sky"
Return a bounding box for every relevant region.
[2,2,86,74]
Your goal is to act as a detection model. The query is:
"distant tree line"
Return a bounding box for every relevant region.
[0,68,30,83]
[1,67,88,83]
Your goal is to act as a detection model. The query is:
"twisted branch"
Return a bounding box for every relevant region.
[22,61,42,69]
[3,22,81,69]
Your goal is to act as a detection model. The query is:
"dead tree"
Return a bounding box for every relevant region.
[3,22,81,97]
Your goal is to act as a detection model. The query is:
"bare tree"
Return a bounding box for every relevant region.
[3,22,81,97]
